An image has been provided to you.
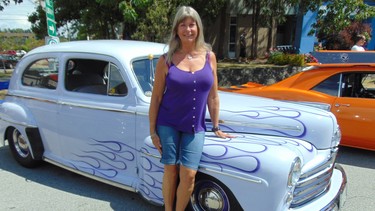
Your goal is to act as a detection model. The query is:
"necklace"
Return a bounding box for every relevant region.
[180,49,195,60]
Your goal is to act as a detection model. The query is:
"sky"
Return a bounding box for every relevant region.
[0,0,37,30]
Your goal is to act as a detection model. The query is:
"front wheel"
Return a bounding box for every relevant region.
[8,128,41,168]
[189,175,242,211]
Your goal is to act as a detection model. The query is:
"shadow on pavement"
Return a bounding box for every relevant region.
[336,146,375,169]
[0,143,163,211]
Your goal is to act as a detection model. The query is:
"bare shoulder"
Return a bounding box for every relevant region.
[156,54,169,75]
[209,51,217,67]
[209,51,217,60]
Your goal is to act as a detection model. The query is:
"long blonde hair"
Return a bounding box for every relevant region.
[165,6,211,64]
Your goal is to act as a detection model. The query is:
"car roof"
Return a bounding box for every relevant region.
[308,51,375,69]
[27,40,168,60]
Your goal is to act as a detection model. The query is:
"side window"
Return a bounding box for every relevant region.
[312,74,341,96]
[65,58,127,96]
[132,57,158,96]
[343,72,375,98]
[108,64,127,96]
[22,58,59,89]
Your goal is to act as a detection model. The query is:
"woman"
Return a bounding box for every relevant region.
[149,6,233,211]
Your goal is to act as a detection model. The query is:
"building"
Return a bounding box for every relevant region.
[207,0,375,59]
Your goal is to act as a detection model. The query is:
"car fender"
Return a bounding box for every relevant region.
[0,101,38,147]
[137,132,315,209]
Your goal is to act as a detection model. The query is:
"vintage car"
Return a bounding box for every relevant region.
[0,40,346,211]
[220,51,375,151]
[0,54,18,70]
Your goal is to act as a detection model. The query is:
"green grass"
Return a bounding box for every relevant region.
[0,72,12,79]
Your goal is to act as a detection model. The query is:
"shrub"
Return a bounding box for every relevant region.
[267,50,305,66]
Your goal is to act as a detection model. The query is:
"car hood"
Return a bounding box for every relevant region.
[214,91,338,149]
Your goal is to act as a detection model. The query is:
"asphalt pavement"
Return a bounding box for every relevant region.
[0,143,374,211]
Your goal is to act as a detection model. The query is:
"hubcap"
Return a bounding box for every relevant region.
[12,129,29,158]
[191,180,229,211]
[198,187,224,210]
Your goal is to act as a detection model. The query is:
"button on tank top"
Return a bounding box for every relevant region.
[157,52,214,133]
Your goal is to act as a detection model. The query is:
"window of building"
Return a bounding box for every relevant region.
[228,16,237,58]
[22,58,59,89]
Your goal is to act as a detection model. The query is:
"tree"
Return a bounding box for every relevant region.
[28,0,127,40]
[131,0,226,43]
[0,0,22,11]
[333,21,371,50]
[305,0,375,50]
[28,5,46,40]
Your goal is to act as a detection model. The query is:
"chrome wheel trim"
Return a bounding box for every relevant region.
[12,129,30,158]
[191,180,230,211]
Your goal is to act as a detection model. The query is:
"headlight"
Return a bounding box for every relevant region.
[331,126,341,148]
[287,157,302,188]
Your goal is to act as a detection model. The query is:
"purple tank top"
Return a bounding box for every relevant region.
[157,52,214,133]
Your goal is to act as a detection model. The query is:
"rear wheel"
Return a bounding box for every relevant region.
[189,175,242,211]
[8,128,41,168]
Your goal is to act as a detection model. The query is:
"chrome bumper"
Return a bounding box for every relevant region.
[322,164,347,211]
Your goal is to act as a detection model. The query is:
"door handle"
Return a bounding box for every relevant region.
[335,103,350,107]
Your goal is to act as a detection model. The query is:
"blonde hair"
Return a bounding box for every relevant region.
[166,6,211,64]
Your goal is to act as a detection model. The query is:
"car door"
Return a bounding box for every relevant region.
[332,72,375,150]
[17,55,61,157]
[57,54,138,187]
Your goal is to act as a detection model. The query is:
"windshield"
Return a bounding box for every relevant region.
[132,56,159,96]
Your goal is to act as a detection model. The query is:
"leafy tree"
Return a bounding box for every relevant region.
[305,0,375,50]
[132,0,226,43]
[241,0,310,58]
[28,5,46,40]
[334,21,371,50]
[0,0,22,11]
[28,0,126,40]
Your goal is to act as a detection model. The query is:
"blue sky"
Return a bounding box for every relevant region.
[0,0,37,30]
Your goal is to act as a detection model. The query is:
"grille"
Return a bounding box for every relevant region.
[291,150,337,208]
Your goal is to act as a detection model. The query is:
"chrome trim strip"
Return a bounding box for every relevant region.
[7,93,57,104]
[223,120,301,131]
[141,151,263,184]
[59,101,135,114]
[136,111,149,116]
[141,151,161,159]
[8,94,135,114]
[200,167,263,184]
[44,157,137,192]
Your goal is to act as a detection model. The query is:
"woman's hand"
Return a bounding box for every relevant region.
[151,133,162,154]
[214,130,236,139]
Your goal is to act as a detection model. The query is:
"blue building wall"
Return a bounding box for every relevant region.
[296,1,375,53]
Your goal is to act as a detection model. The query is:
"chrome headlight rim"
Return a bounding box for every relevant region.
[287,157,302,188]
[331,126,341,148]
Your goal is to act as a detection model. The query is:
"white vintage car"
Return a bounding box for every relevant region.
[0,40,346,211]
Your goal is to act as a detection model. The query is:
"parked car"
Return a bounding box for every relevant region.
[0,40,346,211]
[16,50,27,58]
[220,51,375,151]
[0,54,18,69]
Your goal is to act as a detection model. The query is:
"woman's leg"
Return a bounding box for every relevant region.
[163,164,178,211]
[156,125,181,211]
[176,165,197,211]
[175,131,205,210]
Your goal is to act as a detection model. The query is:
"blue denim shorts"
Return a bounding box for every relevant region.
[157,125,205,170]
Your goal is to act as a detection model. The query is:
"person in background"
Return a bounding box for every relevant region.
[148,6,233,211]
[351,34,366,51]
[239,32,247,62]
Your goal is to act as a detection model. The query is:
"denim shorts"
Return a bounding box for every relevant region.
[157,125,205,170]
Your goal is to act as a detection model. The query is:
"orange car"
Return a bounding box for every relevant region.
[220,51,375,151]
